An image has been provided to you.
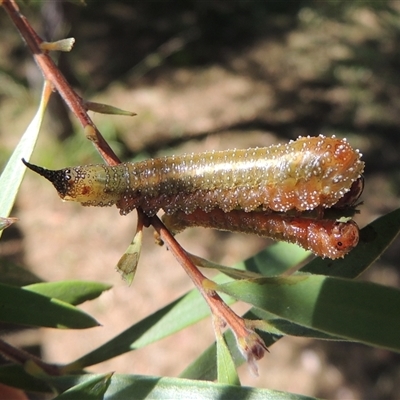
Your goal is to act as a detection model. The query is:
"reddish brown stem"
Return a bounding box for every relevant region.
[150,215,253,343]
[2,0,265,369]
[0,338,61,376]
[1,0,120,166]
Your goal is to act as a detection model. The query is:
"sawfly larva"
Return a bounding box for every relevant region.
[161,208,360,259]
[22,135,364,217]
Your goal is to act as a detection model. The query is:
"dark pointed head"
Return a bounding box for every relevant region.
[22,158,71,198]
[22,159,122,208]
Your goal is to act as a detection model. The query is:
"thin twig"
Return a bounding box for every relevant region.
[1,0,267,372]
[2,0,120,166]
[150,215,267,370]
[0,338,61,376]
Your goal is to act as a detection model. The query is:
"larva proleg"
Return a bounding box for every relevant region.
[161,208,360,259]
[22,135,364,217]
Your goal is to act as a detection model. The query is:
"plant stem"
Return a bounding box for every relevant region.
[2,0,267,370]
[0,339,61,376]
[1,0,120,166]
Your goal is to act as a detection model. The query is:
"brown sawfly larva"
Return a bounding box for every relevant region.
[161,208,360,259]
[22,135,364,217]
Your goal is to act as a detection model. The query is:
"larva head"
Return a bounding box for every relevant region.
[320,220,359,259]
[22,159,73,198]
[22,159,121,207]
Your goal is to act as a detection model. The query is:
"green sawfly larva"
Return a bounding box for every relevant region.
[22,135,364,217]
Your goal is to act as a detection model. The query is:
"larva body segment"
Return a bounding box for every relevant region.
[22,135,364,217]
[161,209,360,259]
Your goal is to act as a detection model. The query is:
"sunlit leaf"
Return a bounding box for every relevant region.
[24,281,112,306]
[49,373,316,400]
[84,101,136,116]
[64,241,312,370]
[181,210,400,379]
[116,228,142,285]
[217,275,400,352]
[215,326,240,386]
[0,82,51,239]
[53,373,112,400]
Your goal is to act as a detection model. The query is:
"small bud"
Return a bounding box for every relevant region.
[84,125,97,141]
[236,330,268,376]
[40,38,75,52]
[116,229,143,285]
[0,216,18,231]
[84,101,136,117]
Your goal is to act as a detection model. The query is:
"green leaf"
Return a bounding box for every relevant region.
[240,241,310,276]
[249,308,347,340]
[0,283,99,329]
[84,101,136,117]
[216,275,400,352]
[54,373,112,400]
[0,260,42,286]
[0,365,52,393]
[0,82,50,239]
[116,228,142,285]
[49,373,316,400]
[216,329,240,386]
[66,240,308,371]
[64,289,215,371]
[179,306,349,381]
[24,281,112,306]
[181,211,400,380]
[187,253,264,280]
[65,212,395,377]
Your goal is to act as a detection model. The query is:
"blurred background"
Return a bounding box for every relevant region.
[1,1,400,398]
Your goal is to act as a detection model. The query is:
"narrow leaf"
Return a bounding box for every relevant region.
[64,290,214,370]
[182,211,399,380]
[49,373,316,400]
[0,365,52,393]
[187,252,263,279]
[116,229,142,285]
[53,373,112,400]
[66,239,307,370]
[84,101,136,116]
[217,275,400,352]
[240,241,310,276]
[179,307,348,381]
[0,260,42,287]
[0,283,99,329]
[24,281,112,306]
[215,328,240,386]
[0,82,51,239]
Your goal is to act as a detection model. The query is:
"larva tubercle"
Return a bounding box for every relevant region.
[161,208,360,259]
[22,135,364,217]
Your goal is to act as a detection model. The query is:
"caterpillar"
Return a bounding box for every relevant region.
[161,208,360,259]
[22,135,364,217]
